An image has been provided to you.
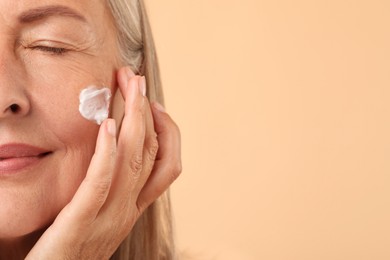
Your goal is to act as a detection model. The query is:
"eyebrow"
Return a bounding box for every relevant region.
[18,5,87,24]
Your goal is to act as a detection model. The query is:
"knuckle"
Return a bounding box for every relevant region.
[64,247,80,260]
[129,153,143,174]
[147,135,159,161]
[89,179,111,204]
[168,121,181,144]
[109,146,117,160]
[170,161,182,182]
[136,105,145,117]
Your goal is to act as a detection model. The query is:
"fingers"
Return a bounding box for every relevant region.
[136,102,182,209]
[98,66,180,219]
[63,119,117,224]
[133,97,158,210]
[135,95,158,192]
[113,67,135,134]
[99,68,147,215]
[117,74,145,182]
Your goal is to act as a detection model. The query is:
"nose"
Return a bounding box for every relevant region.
[0,68,31,118]
[0,89,30,118]
[0,49,31,119]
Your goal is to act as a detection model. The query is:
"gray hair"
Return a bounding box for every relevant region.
[108,1,174,259]
[108,0,164,104]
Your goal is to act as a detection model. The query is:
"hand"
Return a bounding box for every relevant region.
[25,67,182,259]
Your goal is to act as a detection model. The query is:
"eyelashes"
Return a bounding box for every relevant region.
[19,40,73,56]
[30,45,70,56]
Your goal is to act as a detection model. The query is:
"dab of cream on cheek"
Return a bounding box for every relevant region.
[79,86,112,125]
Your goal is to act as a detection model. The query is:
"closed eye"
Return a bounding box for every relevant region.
[31,45,69,55]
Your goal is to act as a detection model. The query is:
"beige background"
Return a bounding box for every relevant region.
[147,0,390,259]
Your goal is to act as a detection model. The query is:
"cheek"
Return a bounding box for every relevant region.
[25,53,116,145]
[25,57,111,200]
[33,84,99,140]
[32,85,99,200]
[30,74,100,149]
[22,48,117,190]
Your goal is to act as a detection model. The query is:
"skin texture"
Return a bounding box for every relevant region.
[0,0,181,259]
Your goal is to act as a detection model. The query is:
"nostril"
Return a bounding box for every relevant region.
[10,104,20,113]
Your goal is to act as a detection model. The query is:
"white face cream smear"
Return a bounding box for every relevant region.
[79,86,112,125]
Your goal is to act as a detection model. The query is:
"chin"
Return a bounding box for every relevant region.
[0,192,62,240]
[0,217,50,241]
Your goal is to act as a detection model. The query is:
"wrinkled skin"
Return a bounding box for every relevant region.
[0,1,181,259]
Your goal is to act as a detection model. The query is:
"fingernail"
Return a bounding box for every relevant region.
[107,119,116,137]
[153,102,166,113]
[139,76,146,96]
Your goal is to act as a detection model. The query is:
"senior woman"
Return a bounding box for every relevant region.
[0,0,181,259]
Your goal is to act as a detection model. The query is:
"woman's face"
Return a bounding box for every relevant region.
[0,0,120,238]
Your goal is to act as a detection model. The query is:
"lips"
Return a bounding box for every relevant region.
[0,143,52,174]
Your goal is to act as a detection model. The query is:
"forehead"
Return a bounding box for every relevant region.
[0,0,109,25]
